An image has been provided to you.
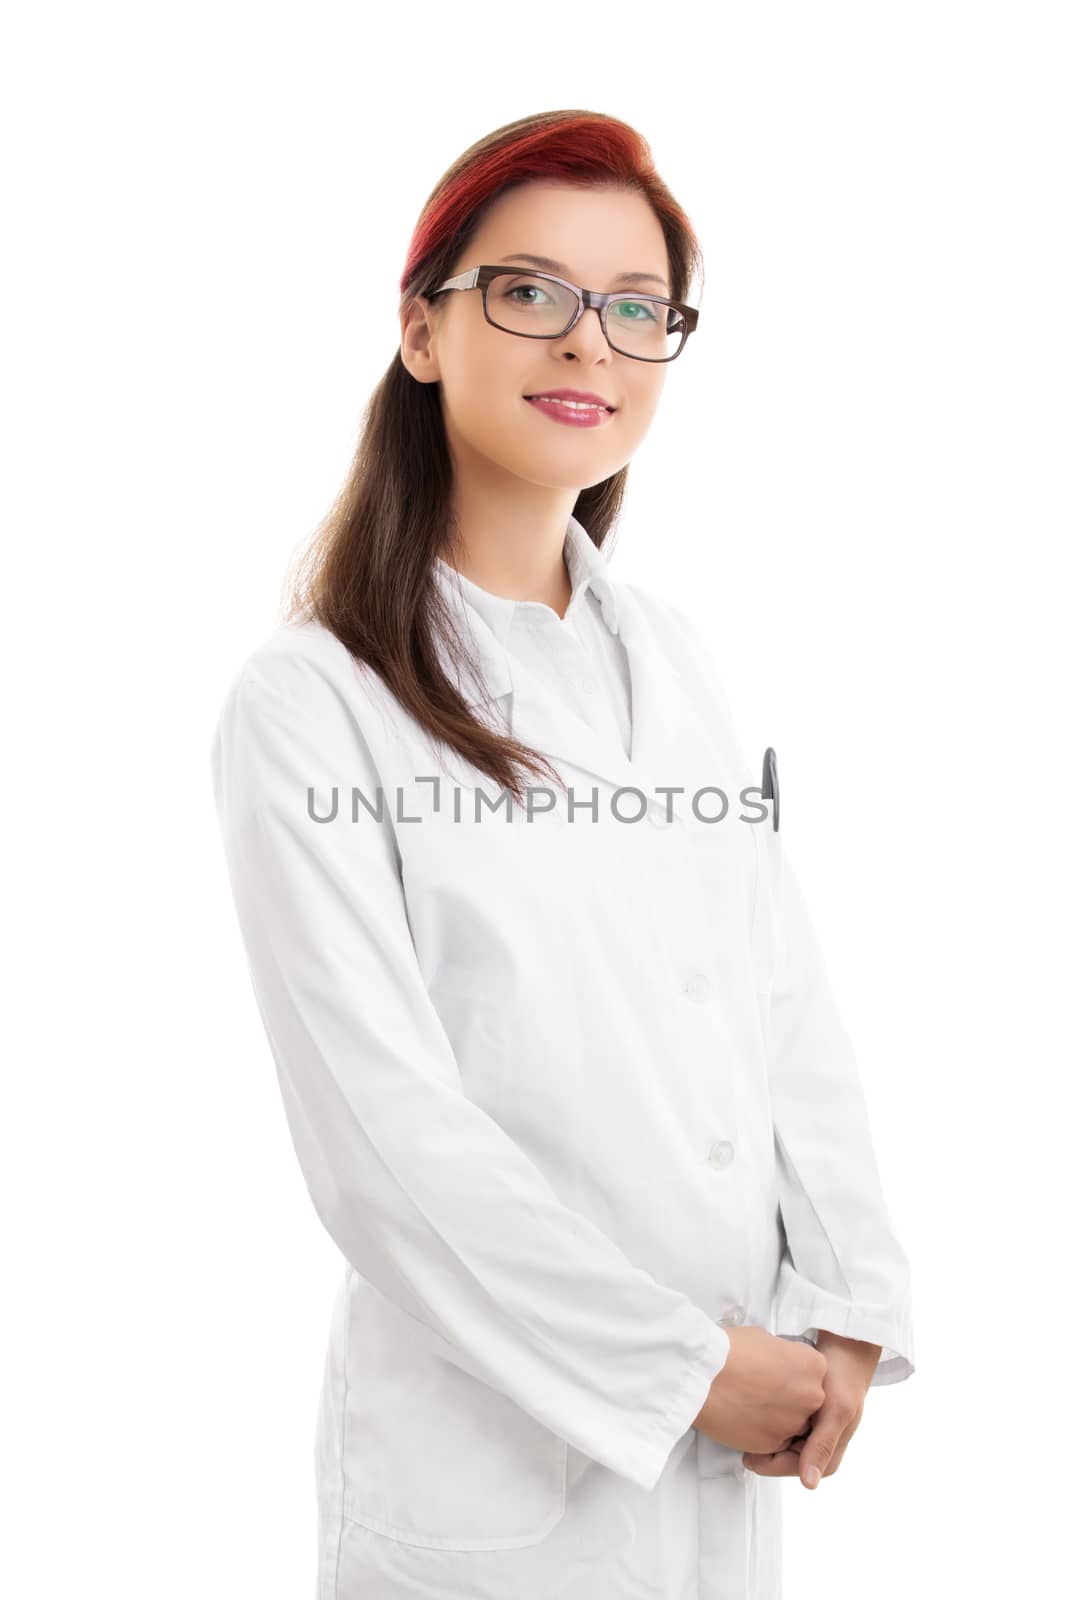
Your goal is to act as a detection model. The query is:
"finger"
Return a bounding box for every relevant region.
[821,1414,861,1479]
[741,1445,802,1476]
[742,1421,815,1474]
[798,1421,843,1489]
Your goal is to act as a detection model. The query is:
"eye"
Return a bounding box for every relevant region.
[506,284,550,305]
[613,299,656,321]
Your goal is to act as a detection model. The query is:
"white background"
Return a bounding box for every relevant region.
[4,2,1064,1594]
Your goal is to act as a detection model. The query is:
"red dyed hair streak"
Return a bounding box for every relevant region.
[400,109,702,301]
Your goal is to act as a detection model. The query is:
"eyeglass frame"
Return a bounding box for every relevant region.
[425,264,699,363]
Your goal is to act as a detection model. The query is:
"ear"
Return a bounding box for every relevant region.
[399,295,443,385]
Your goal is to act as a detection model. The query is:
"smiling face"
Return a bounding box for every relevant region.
[401,179,675,493]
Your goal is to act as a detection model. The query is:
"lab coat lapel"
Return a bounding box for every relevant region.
[499,582,686,804]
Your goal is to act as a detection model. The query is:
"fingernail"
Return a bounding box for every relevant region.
[803,1465,821,1488]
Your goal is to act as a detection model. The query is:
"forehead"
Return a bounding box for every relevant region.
[467,180,671,288]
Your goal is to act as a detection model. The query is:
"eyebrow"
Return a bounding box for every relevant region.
[498,253,670,291]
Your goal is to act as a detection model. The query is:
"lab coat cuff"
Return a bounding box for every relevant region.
[610,1314,731,1493]
[775,1272,915,1385]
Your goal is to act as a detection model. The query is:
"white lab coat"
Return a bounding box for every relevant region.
[210,535,915,1600]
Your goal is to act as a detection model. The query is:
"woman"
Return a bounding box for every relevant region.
[210,109,915,1600]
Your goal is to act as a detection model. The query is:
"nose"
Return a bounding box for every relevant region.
[556,305,613,361]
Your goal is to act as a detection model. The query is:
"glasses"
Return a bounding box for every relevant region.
[426,265,699,363]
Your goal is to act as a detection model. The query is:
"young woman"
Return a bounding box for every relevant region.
[210,109,915,1600]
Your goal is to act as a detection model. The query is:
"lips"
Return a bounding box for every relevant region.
[523,393,616,429]
[523,389,616,411]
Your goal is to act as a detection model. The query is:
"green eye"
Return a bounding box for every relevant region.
[613,300,655,321]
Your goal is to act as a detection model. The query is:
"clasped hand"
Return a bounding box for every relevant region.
[742,1331,882,1490]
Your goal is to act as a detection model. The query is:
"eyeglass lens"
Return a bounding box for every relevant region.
[486,274,684,360]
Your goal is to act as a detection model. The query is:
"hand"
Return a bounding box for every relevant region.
[693,1325,827,1456]
[741,1331,881,1490]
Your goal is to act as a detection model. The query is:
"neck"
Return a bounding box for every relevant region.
[441,483,577,620]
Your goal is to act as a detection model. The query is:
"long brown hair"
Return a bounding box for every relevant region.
[283,108,704,801]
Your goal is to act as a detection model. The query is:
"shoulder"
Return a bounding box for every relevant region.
[209,622,408,860]
[212,618,395,741]
[220,617,368,698]
[208,620,411,827]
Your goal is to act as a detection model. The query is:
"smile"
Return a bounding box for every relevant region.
[523,396,615,429]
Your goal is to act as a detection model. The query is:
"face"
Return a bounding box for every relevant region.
[400,180,676,493]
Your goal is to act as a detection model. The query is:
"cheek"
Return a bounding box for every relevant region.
[635,371,668,412]
[443,344,524,429]
[454,389,527,460]
[613,391,661,449]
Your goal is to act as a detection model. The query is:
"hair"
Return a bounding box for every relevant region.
[282,108,704,802]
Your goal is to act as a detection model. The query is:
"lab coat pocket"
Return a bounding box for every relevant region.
[342,1305,568,1551]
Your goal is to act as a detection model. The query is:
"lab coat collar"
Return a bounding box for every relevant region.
[432,518,684,806]
[432,513,620,645]
[506,584,686,809]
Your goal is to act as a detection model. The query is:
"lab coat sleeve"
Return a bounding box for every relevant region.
[766,844,916,1385]
[209,642,731,1492]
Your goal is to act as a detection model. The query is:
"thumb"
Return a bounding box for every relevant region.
[797,1420,838,1490]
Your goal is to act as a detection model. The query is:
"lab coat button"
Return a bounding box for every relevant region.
[685,973,711,1002]
[718,1305,745,1327]
[708,1140,734,1168]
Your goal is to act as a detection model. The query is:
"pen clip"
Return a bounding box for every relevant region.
[761,746,780,833]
